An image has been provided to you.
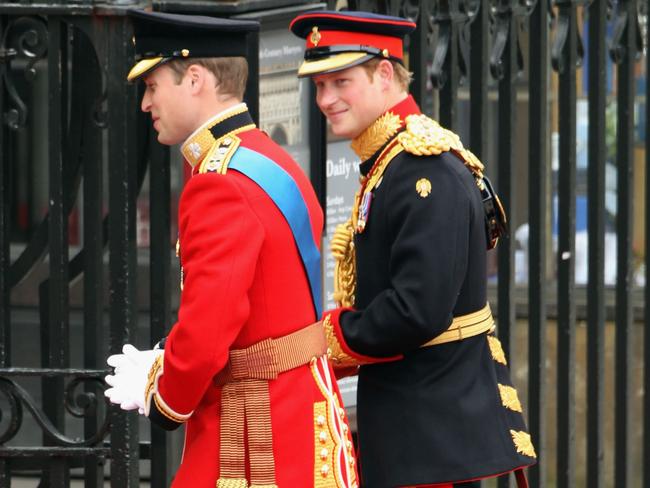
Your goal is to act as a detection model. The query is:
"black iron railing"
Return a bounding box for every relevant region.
[1,1,648,487]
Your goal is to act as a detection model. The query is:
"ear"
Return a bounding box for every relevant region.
[375,59,394,90]
[185,64,204,94]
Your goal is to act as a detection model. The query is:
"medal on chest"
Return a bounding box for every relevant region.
[356,191,373,233]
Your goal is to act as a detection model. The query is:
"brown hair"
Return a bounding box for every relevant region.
[361,58,412,91]
[167,56,248,99]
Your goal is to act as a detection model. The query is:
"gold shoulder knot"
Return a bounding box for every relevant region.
[397,114,485,178]
[198,134,241,175]
[397,114,458,156]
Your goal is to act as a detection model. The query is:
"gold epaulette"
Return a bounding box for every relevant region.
[197,134,241,175]
[397,114,485,178]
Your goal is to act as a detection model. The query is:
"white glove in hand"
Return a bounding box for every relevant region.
[105,344,163,414]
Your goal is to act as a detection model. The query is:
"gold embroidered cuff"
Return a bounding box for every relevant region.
[143,354,163,416]
[323,314,362,368]
[143,354,193,423]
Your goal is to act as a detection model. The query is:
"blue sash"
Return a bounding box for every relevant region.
[228,147,322,318]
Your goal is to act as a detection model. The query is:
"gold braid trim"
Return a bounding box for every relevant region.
[397,114,485,179]
[198,133,243,175]
[181,104,249,167]
[143,354,163,416]
[323,314,360,368]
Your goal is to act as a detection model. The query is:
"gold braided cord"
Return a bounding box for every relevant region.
[331,141,404,308]
[331,220,356,308]
[359,142,404,210]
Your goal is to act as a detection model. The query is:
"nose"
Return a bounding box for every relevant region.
[316,83,336,110]
[141,89,152,113]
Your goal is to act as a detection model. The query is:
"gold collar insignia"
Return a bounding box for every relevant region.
[350,111,403,161]
[180,104,252,168]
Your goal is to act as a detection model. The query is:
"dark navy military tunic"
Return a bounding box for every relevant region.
[337,99,534,487]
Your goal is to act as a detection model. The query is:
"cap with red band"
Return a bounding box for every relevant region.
[289,10,416,77]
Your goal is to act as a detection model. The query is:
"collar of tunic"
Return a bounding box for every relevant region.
[180,103,255,168]
[352,94,420,174]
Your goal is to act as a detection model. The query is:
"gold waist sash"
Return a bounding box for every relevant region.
[215,321,328,488]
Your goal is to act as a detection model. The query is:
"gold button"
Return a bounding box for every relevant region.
[181,49,190,57]
[382,48,389,57]
[317,415,326,427]
[319,431,327,443]
[321,464,330,477]
[320,448,328,460]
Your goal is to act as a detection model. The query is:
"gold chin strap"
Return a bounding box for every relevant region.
[421,303,495,347]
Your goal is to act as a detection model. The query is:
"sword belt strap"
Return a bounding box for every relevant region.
[421,303,495,348]
[215,321,328,488]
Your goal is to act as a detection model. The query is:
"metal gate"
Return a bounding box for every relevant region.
[1,1,649,487]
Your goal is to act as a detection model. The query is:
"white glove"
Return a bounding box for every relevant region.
[105,344,163,414]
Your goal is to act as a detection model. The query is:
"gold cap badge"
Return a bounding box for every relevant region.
[310,26,321,46]
[181,49,190,57]
[416,178,432,198]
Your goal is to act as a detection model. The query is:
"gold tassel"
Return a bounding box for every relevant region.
[217,478,249,488]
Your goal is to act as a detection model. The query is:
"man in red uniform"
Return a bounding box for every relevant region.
[290,10,536,488]
[105,10,357,488]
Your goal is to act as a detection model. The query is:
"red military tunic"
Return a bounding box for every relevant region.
[143,104,357,488]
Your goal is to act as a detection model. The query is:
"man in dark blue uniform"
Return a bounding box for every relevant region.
[291,10,536,488]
